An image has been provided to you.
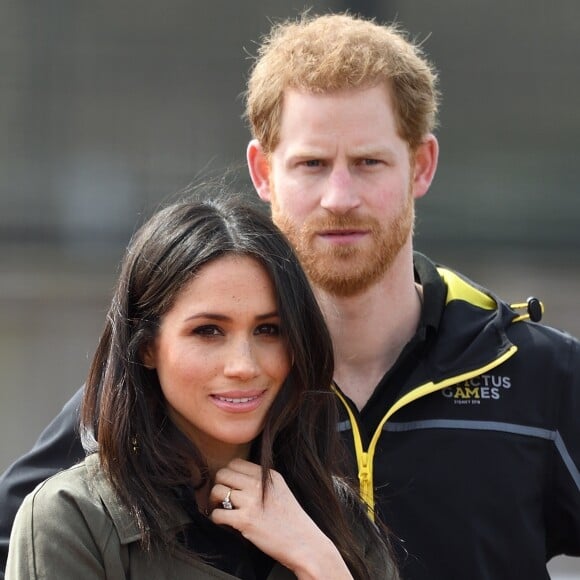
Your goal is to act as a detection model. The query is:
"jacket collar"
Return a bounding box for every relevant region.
[413,251,447,338]
[85,453,192,544]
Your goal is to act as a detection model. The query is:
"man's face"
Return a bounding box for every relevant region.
[257,85,420,297]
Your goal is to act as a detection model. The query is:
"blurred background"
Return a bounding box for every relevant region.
[1,0,578,576]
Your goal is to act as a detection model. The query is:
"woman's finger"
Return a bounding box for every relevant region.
[209,483,237,510]
[213,466,262,495]
[224,457,262,477]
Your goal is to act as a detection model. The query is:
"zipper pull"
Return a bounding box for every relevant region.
[358,452,374,519]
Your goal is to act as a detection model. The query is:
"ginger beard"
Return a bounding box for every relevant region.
[271,189,415,298]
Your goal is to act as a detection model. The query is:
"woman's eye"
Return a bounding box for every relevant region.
[193,325,222,336]
[255,323,281,336]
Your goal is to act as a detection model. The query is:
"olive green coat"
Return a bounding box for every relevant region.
[6,454,295,580]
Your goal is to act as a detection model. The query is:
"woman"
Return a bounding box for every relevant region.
[7,193,398,579]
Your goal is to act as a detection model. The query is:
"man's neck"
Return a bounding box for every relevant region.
[316,251,421,411]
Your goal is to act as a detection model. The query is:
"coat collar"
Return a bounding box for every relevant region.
[85,453,192,544]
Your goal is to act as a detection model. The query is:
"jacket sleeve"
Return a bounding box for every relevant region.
[5,465,120,580]
[0,387,86,579]
[546,334,580,558]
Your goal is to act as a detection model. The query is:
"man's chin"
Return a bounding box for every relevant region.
[307,265,383,297]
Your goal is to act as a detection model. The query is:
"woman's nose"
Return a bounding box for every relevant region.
[223,340,260,379]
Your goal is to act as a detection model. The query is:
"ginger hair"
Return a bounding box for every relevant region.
[245,12,439,153]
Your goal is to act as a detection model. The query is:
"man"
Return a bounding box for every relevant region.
[243,14,580,579]
[2,13,580,579]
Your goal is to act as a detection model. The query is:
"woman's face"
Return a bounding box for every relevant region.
[144,255,291,460]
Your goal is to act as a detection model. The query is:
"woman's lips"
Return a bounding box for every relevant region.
[210,390,266,412]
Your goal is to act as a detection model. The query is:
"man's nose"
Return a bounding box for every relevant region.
[320,167,361,214]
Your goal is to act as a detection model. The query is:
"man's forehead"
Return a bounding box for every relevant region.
[275,86,400,149]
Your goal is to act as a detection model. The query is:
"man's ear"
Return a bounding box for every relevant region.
[247,139,273,202]
[411,134,439,200]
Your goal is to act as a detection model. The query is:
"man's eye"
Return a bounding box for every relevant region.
[193,325,222,336]
[304,160,321,167]
[362,158,380,166]
[255,324,281,336]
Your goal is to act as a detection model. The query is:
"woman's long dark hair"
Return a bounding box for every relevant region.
[81,191,392,579]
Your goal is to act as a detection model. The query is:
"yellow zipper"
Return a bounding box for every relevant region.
[334,388,375,516]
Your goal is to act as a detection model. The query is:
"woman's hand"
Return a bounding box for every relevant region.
[209,458,353,580]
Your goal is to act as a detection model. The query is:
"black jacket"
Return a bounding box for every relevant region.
[2,253,579,579]
[335,254,580,579]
